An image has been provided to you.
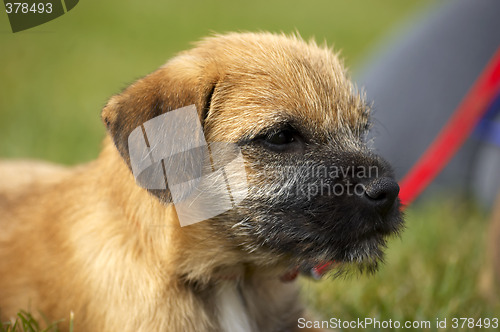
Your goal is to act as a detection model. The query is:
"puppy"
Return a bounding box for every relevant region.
[0,32,403,331]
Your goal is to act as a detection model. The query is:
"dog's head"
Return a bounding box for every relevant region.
[102,32,404,276]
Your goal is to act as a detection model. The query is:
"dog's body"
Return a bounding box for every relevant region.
[0,33,403,331]
[0,150,304,331]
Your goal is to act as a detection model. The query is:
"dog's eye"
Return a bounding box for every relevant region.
[256,128,303,152]
[266,130,296,145]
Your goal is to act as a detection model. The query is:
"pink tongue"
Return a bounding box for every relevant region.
[280,261,336,282]
[311,262,334,279]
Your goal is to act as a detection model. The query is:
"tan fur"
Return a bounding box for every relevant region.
[0,32,368,331]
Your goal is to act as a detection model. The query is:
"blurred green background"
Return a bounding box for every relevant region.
[2,1,499,330]
[0,0,431,164]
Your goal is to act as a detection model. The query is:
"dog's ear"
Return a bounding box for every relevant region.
[101,55,219,203]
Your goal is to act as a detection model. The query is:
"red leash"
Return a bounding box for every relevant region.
[398,47,500,207]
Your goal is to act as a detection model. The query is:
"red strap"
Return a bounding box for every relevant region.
[398,47,500,207]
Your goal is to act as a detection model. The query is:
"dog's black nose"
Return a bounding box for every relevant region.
[363,177,400,215]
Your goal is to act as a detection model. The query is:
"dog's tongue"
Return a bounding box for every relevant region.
[280,261,335,282]
[310,261,335,280]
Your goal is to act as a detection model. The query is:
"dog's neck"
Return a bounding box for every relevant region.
[213,274,303,332]
[216,281,255,332]
[93,140,305,331]
[98,144,274,281]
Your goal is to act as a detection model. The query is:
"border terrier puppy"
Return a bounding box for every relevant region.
[0,32,403,331]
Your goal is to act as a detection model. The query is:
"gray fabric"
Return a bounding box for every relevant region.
[356,0,500,207]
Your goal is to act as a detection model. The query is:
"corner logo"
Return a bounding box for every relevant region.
[128,105,248,227]
[4,0,79,33]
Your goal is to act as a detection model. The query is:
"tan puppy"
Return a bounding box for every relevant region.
[0,32,403,331]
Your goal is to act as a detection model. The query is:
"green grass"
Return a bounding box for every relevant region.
[0,0,432,164]
[0,311,73,332]
[301,198,500,331]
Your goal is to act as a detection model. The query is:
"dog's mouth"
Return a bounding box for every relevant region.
[231,191,404,278]
[294,228,396,277]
